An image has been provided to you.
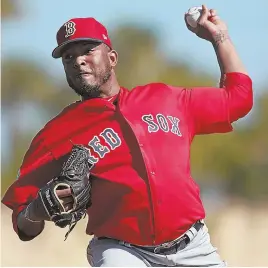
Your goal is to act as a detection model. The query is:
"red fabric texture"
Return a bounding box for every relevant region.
[2,72,253,245]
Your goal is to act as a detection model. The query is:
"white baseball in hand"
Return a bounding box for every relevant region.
[185,6,202,28]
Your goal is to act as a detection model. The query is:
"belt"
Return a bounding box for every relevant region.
[98,220,203,255]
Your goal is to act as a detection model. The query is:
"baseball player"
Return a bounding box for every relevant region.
[2,5,253,267]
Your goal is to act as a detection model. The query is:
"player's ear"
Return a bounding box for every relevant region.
[108,49,118,68]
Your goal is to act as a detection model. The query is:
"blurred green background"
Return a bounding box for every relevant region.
[1,0,268,266]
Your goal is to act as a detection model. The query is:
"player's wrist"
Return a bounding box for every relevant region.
[26,197,50,222]
[211,30,230,48]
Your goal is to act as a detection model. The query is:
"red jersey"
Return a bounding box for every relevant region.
[2,72,253,246]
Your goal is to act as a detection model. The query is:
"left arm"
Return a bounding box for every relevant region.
[184,5,253,134]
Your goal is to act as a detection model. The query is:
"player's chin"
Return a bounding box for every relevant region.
[79,82,102,97]
[82,77,99,88]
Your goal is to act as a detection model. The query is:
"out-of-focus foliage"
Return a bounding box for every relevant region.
[2,60,76,110]
[2,10,268,200]
[112,26,215,89]
[1,0,19,19]
[190,94,268,199]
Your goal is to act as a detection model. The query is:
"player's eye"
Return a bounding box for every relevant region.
[85,49,93,55]
[63,53,73,61]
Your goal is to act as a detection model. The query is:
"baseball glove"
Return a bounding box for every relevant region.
[38,144,94,240]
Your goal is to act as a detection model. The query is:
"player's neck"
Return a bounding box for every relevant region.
[99,80,121,99]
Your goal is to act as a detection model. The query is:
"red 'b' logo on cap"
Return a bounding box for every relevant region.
[64,21,76,38]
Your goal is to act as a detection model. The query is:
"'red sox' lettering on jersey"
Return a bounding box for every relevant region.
[87,128,122,164]
[2,73,253,246]
[142,114,182,136]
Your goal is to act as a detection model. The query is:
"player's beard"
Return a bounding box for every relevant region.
[67,65,112,99]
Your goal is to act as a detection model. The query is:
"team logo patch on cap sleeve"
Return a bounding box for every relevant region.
[64,21,76,38]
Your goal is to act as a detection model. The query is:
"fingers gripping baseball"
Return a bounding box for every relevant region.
[198,5,211,26]
[185,5,228,42]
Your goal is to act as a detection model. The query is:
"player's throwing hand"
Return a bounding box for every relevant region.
[185,5,228,44]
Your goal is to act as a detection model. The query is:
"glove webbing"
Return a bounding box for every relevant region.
[64,211,87,241]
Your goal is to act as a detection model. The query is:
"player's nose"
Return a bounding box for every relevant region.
[74,55,86,68]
